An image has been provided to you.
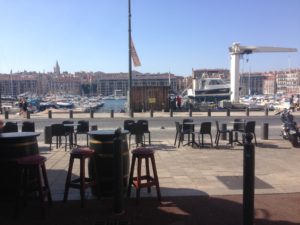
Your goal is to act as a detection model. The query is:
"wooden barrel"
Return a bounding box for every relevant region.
[88,130,129,197]
[0,132,40,200]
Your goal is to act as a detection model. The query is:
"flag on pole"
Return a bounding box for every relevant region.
[131,39,141,67]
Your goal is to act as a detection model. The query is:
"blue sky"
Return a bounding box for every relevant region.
[0,0,299,76]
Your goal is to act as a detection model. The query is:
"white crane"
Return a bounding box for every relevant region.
[229,42,297,102]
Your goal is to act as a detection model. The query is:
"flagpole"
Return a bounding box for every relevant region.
[128,0,133,116]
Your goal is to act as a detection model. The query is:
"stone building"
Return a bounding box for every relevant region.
[263,72,276,95]
[276,69,300,95]
[0,73,38,97]
[0,71,185,97]
[192,68,230,80]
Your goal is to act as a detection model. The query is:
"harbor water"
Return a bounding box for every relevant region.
[96,99,127,113]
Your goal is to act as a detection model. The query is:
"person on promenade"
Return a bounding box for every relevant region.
[22,98,28,117]
[0,119,4,133]
[176,95,182,110]
[290,95,295,112]
[18,98,23,116]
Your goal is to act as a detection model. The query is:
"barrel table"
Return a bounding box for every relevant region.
[0,132,40,200]
[88,130,129,197]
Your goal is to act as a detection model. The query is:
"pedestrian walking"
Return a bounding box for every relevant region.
[18,98,23,116]
[290,95,295,111]
[0,119,4,133]
[22,99,28,117]
[176,95,182,110]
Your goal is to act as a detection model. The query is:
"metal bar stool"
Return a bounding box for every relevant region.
[15,154,52,218]
[63,147,95,208]
[127,147,161,204]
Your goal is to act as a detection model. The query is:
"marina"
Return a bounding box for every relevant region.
[1,92,299,115]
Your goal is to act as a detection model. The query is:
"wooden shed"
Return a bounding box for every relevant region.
[131,86,170,112]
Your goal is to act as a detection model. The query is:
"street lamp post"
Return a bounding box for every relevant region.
[128,0,133,117]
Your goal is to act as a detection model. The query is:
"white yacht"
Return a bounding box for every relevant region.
[187,77,231,101]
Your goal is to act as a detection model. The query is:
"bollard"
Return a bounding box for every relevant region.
[208,108,211,117]
[264,107,269,116]
[48,110,52,119]
[170,108,173,117]
[44,126,52,144]
[91,125,98,131]
[130,109,134,118]
[261,123,269,140]
[161,103,165,112]
[4,110,9,119]
[110,109,114,118]
[246,107,249,117]
[221,124,227,140]
[69,110,73,119]
[226,108,230,117]
[113,128,124,213]
[150,108,154,118]
[26,111,30,119]
[90,109,94,118]
[243,133,255,225]
[189,104,193,117]
[142,104,145,113]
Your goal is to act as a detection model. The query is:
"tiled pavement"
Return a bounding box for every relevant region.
[39,134,300,202]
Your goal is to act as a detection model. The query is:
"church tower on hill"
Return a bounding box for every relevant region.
[53,60,60,76]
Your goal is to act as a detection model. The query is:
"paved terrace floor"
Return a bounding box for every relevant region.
[1,110,300,201]
[36,128,300,202]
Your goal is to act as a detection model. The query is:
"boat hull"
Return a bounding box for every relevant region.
[188,88,231,102]
[195,87,230,95]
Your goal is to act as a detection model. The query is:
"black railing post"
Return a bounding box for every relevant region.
[69,110,73,119]
[48,110,52,119]
[264,106,269,116]
[243,133,255,225]
[189,103,193,117]
[4,110,9,119]
[208,108,211,117]
[90,109,94,118]
[113,128,124,214]
[150,108,154,118]
[226,108,230,117]
[261,123,269,140]
[110,109,114,118]
[246,107,249,117]
[170,108,173,117]
[26,111,30,119]
[130,109,134,118]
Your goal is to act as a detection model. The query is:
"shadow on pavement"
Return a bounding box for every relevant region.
[0,183,299,225]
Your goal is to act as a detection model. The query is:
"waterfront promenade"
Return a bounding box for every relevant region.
[0,110,300,224]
